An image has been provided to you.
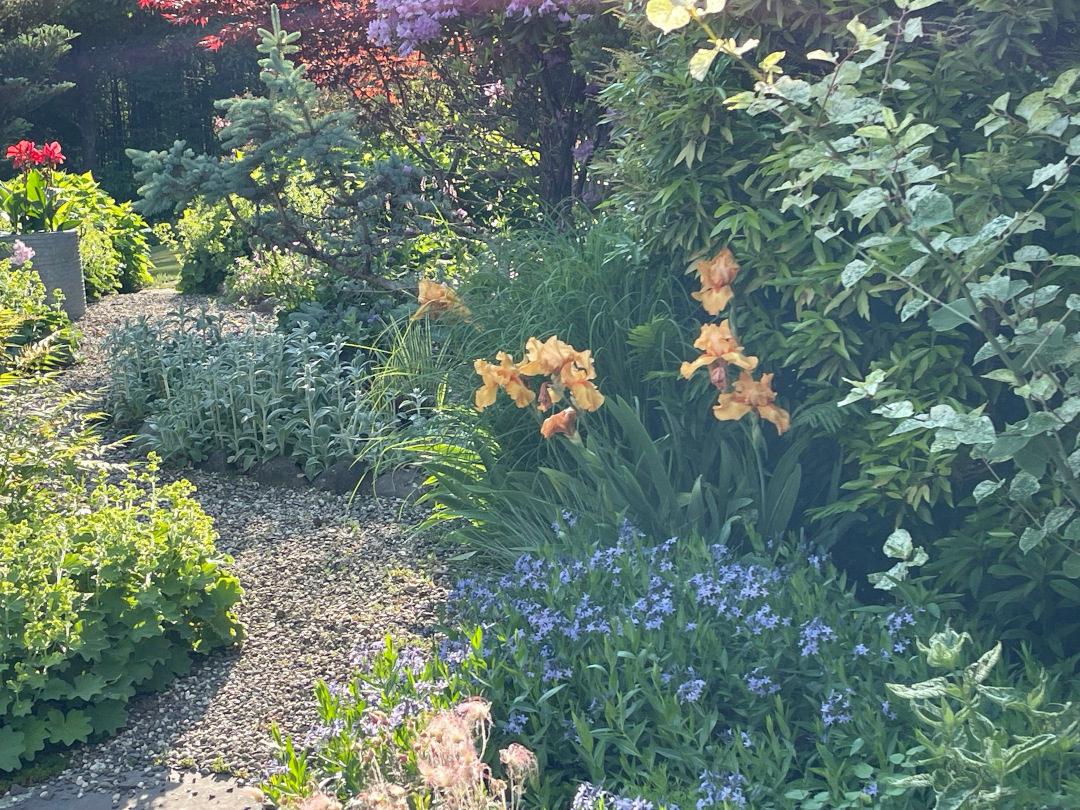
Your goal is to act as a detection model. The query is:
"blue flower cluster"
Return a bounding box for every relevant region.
[446,521,933,808]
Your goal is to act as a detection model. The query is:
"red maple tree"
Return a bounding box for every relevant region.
[136,0,417,97]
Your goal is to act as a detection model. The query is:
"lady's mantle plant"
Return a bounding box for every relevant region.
[645,0,1080,652]
[0,376,243,772]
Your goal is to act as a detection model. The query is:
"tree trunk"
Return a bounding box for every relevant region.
[535,53,585,221]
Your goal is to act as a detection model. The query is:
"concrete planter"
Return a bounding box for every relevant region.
[2,230,86,320]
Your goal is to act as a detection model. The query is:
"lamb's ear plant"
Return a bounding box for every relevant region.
[104,306,388,476]
[645,0,1080,653]
[885,628,1080,808]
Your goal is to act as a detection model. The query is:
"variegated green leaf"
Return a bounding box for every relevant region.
[887,677,950,700]
[964,642,1001,685]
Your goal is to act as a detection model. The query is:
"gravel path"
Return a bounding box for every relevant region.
[2,290,450,807]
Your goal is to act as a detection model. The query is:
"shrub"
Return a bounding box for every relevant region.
[153,197,248,295]
[128,10,444,293]
[104,306,389,478]
[616,0,1080,658]
[64,171,154,297]
[0,377,243,772]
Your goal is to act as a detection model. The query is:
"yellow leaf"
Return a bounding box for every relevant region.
[646,0,691,33]
[702,0,727,12]
[759,51,786,70]
[689,47,720,81]
[718,37,758,57]
[806,49,836,62]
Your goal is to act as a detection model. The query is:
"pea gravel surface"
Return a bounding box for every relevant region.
[2,290,452,808]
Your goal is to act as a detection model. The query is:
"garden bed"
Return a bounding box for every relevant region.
[1,291,449,804]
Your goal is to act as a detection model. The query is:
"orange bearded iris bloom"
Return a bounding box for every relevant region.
[518,335,604,412]
[691,248,740,316]
[411,279,471,322]
[540,408,578,440]
[474,352,535,411]
[713,370,791,434]
[680,321,759,382]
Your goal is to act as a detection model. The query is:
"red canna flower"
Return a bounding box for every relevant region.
[39,142,65,167]
[5,140,36,170]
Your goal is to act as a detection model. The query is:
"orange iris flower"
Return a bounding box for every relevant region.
[691,248,740,316]
[680,321,759,382]
[518,335,605,412]
[411,279,471,322]
[713,370,791,434]
[540,408,578,440]
[474,352,535,411]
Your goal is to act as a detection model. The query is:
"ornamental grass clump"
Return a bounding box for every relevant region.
[448,518,936,808]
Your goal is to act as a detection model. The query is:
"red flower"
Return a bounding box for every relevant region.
[5,140,36,170]
[39,142,65,167]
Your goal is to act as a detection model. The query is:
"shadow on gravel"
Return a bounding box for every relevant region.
[2,773,259,810]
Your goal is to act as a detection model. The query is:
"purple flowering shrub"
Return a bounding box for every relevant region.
[368,0,598,57]
[448,520,935,808]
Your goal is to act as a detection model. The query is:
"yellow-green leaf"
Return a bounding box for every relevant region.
[646,0,691,33]
[689,47,721,81]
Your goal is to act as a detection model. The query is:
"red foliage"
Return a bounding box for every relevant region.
[138,0,417,95]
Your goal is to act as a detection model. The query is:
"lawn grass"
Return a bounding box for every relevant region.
[148,245,181,290]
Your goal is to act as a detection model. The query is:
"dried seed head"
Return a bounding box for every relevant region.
[297,793,343,810]
[499,743,539,783]
[454,696,492,728]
